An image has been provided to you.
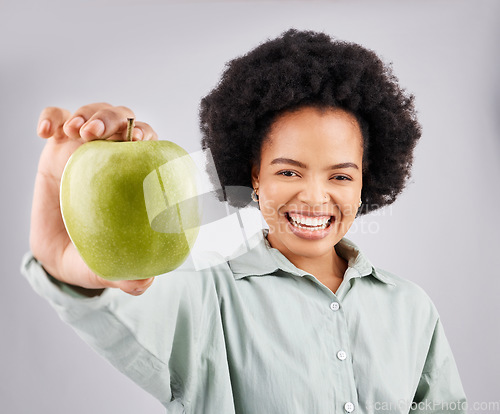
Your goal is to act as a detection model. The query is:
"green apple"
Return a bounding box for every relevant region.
[60,139,200,280]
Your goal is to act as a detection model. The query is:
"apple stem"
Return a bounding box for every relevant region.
[126,118,135,142]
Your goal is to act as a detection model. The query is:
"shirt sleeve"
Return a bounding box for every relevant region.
[412,317,467,413]
[20,251,206,410]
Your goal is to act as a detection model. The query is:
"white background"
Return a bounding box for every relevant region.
[1,0,499,412]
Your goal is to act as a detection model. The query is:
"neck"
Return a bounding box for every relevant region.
[291,248,348,282]
[266,234,348,291]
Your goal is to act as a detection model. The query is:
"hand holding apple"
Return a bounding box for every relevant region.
[31,103,162,295]
[60,118,200,281]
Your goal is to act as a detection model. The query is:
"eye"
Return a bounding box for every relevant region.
[278,170,298,177]
[331,175,352,181]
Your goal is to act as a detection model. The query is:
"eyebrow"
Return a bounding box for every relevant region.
[270,157,359,170]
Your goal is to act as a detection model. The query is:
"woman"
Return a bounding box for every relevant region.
[23,29,466,413]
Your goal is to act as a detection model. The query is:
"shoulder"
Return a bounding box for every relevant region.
[339,237,439,319]
[150,249,237,302]
[174,249,235,282]
[372,266,439,320]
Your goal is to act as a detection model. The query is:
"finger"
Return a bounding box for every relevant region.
[79,105,135,142]
[115,277,155,296]
[37,107,72,140]
[106,121,158,142]
[63,102,113,139]
[105,126,143,142]
[135,121,158,141]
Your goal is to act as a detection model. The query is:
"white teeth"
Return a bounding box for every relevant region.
[291,221,327,230]
[288,214,331,231]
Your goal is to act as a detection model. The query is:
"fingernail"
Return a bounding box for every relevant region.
[133,288,145,295]
[38,119,50,134]
[132,127,143,141]
[82,119,105,137]
[66,116,85,129]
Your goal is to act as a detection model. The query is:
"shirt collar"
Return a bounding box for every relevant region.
[228,230,396,286]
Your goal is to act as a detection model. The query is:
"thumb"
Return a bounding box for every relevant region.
[112,277,155,296]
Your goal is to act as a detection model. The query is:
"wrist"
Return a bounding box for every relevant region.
[40,262,105,298]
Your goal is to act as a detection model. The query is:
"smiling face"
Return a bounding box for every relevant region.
[252,106,364,263]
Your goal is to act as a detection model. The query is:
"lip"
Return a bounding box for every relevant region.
[286,210,334,217]
[285,212,335,240]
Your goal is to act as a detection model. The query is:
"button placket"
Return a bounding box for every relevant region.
[328,297,358,414]
[344,402,355,412]
[330,301,340,311]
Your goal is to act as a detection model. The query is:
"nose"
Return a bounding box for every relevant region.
[297,178,328,207]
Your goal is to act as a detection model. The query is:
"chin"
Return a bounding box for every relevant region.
[286,240,336,259]
[268,219,342,258]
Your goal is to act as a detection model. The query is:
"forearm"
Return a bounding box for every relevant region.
[45,270,105,298]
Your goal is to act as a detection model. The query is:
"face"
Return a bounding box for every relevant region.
[252,106,363,262]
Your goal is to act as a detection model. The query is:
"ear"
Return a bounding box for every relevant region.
[251,163,260,190]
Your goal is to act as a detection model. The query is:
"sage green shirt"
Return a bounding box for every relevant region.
[21,231,467,413]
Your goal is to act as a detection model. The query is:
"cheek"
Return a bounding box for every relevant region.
[258,184,296,229]
[259,181,288,209]
[334,188,362,217]
[339,200,359,217]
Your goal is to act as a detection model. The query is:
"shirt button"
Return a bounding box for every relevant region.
[344,402,355,412]
[330,302,340,311]
[337,350,347,361]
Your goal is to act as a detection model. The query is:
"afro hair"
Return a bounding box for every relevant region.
[200,29,421,214]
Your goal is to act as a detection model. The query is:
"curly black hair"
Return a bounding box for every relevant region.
[200,29,421,214]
